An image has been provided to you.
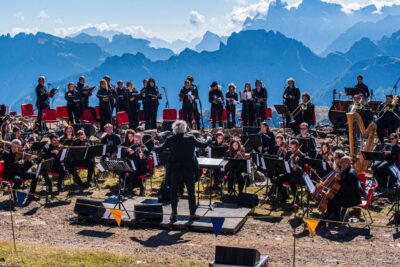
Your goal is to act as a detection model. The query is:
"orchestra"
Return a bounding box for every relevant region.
[0,72,397,229]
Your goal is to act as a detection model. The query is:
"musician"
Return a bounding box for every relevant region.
[275,134,288,158]
[241,83,255,127]
[64,82,81,124]
[122,129,136,147]
[376,94,398,144]
[155,120,212,222]
[350,94,372,126]
[59,125,75,146]
[252,80,267,125]
[35,76,50,131]
[104,75,117,114]
[324,156,361,221]
[101,124,122,157]
[142,78,161,129]
[187,76,201,129]
[373,133,400,188]
[10,127,24,145]
[116,80,126,112]
[3,139,39,202]
[226,139,246,195]
[97,79,113,130]
[127,134,149,196]
[276,139,305,203]
[354,75,370,100]
[41,134,66,194]
[292,92,315,134]
[283,78,300,123]
[259,122,276,155]
[211,131,229,187]
[124,81,140,130]
[209,81,224,128]
[296,122,317,158]
[317,142,334,176]
[71,130,95,188]
[226,83,238,128]
[76,76,97,121]
[179,79,195,128]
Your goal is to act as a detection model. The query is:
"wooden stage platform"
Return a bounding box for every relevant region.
[97,196,251,235]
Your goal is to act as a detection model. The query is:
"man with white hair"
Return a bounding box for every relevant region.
[2,139,39,202]
[155,120,212,222]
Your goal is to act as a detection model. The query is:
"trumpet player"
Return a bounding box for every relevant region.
[376,94,400,144]
[290,92,315,135]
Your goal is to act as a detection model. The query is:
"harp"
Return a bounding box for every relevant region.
[346,112,377,173]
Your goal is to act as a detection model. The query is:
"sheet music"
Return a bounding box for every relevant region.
[117,147,122,159]
[130,160,137,171]
[284,161,291,174]
[96,163,105,173]
[60,148,67,161]
[261,157,266,170]
[246,92,252,99]
[303,173,316,194]
[322,161,327,171]
[152,151,159,166]
[102,145,107,156]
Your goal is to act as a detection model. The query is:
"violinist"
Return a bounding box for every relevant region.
[376,94,399,144]
[179,79,195,128]
[101,124,122,157]
[225,83,238,129]
[240,83,255,127]
[252,79,267,126]
[283,77,300,126]
[259,122,276,155]
[2,139,39,202]
[97,79,114,131]
[209,81,224,128]
[276,139,305,204]
[373,133,400,188]
[275,134,288,158]
[226,139,246,195]
[122,129,136,148]
[10,127,25,146]
[41,134,66,194]
[323,156,361,221]
[124,81,140,130]
[317,142,334,176]
[65,82,81,124]
[59,125,75,146]
[124,133,148,196]
[296,122,317,158]
[70,130,95,188]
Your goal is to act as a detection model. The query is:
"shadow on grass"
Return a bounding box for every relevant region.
[130,230,190,248]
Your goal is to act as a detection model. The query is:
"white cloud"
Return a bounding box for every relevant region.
[37,10,49,20]
[189,10,205,27]
[11,27,38,36]
[230,0,270,25]
[13,12,25,22]
[55,18,64,25]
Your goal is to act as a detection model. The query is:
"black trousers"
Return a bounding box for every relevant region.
[276,172,301,200]
[182,105,194,128]
[211,104,223,128]
[44,163,66,192]
[193,103,201,129]
[255,104,266,125]
[227,171,245,194]
[377,120,396,144]
[226,105,236,128]
[145,103,158,129]
[70,159,95,184]
[373,161,396,188]
[99,103,112,130]
[170,169,196,215]
[37,107,47,131]
[242,101,255,127]
[8,172,38,194]
[325,195,342,220]
[67,105,81,124]
[127,109,139,130]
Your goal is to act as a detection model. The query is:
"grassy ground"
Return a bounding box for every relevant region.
[0,241,207,267]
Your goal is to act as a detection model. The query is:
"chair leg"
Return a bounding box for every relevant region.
[342,208,349,223]
[367,209,374,224]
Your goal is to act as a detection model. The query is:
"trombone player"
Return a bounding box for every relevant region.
[376,94,400,144]
[290,92,315,135]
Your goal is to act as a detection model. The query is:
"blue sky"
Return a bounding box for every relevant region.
[1,0,400,41]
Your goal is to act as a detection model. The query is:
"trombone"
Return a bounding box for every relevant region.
[289,99,311,124]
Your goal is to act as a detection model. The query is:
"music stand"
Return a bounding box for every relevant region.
[36,158,54,204]
[356,109,373,126]
[211,146,229,158]
[242,127,260,135]
[241,134,261,152]
[295,137,313,156]
[225,158,248,195]
[101,159,133,218]
[361,151,385,162]
[304,158,324,175]
[345,87,360,97]
[61,146,91,193]
[30,141,47,152]
[274,104,288,138]
[256,157,288,209]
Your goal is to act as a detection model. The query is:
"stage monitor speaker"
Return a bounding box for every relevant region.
[237,193,259,208]
[74,198,106,220]
[243,127,260,135]
[134,203,163,223]
[214,246,261,266]
[72,123,96,137]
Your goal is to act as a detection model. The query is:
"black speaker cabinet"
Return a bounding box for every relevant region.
[237,193,259,208]
[214,246,261,266]
[134,203,163,223]
[74,198,105,220]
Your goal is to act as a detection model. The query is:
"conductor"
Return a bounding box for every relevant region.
[155,120,212,222]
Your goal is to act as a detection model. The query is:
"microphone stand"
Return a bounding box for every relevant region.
[161,86,169,109]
